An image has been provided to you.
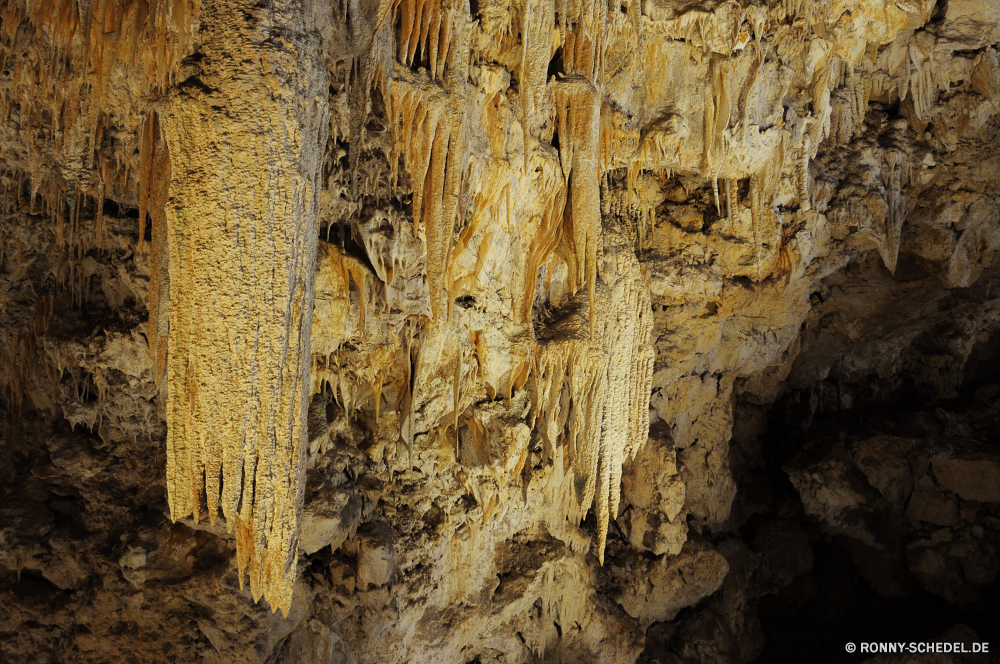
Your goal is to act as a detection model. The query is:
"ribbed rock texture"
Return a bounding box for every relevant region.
[1,0,999,662]
[161,0,327,614]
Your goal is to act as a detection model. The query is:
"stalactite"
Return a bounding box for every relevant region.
[531,232,653,564]
[446,179,503,317]
[520,168,566,325]
[519,0,554,151]
[749,172,762,278]
[712,175,721,217]
[389,82,458,321]
[556,0,607,81]
[845,67,871,137]
[1,0,198,206]
[553,77,601,338]
[798,133,811,212]
[312,240,381,358]
[6,0,990,644]
[347,0,393,186]
[162,0,328,616]
[137,112,155,255]
[875,150,908,274]
[145,112,171,394]
[388,1,468,322]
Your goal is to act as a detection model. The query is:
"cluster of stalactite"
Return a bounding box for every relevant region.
[4,0,969,615]
[0,0,196,226]
[0,0,193,428]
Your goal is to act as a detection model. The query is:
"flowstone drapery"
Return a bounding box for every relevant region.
[161,0,327,615]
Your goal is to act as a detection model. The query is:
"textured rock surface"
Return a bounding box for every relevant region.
[1,0,1000,662]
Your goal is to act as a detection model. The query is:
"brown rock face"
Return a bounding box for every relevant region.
[2,0,1000,662]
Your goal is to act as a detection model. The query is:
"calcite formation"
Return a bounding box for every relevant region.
[160,0,328,614]
[1,0,1000,662]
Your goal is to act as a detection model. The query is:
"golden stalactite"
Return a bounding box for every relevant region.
[387,0,470,321]
[556,0,607,82]
[137,112,155,255]
[553,77,601,337]
[388,81,456,322]
[444,162,507,315]
[347,0,394,184]
[162,0,327,616]
[144,111,170,393]
[518,182,566,325]
[0,0,198,271]
[531,233,654,563]
[518,0,553,150]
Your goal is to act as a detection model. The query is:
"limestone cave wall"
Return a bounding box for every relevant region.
[1,0,999,662]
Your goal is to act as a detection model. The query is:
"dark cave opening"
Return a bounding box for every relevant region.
[746,386,1000,663]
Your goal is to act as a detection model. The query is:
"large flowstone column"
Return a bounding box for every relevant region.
[161,0,328,615]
